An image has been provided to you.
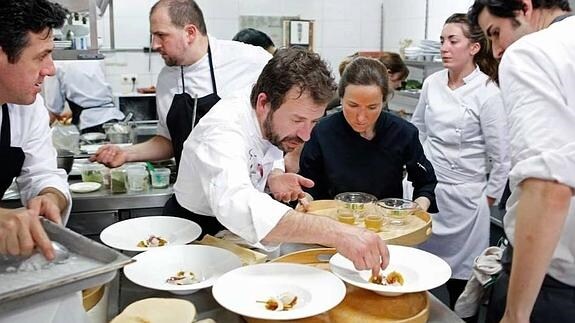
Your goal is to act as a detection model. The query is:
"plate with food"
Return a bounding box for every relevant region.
[212,263,346,320]
[124,245,242,295]
[329,245,451,296]
[99,216,201,252]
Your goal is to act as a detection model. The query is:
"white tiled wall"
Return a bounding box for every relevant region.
[97,0,474,93]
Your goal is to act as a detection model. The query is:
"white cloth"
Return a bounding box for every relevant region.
[155,36,271,140]
[411,67,510,279]
[500,16,575,287]
[454,246,503,318]
[174,95,291,250]
[1,96,72,221]
[0,292,87,323]
[43,60,125,130]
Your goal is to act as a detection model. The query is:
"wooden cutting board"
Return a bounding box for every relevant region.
[245,248,429,323]
[299,200,432,246]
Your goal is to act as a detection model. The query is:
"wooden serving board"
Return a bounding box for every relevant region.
[299,200,432,246]
[245,248,429,323]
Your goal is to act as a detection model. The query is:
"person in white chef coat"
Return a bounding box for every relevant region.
[92,0,271,234]
[175,47,390,275]
[411,13,510,309]
[0,1,85,322]
[469,0,574,322]
[43,59,125,134]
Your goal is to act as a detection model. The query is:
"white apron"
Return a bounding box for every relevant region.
[419,181,490,279]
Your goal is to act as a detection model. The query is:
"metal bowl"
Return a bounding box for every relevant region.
[57,149,74,174]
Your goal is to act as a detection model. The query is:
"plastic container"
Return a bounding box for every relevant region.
[127,168,148,192]
[150,168,170,189]
[110,168,127,194]
[81,163,105,184]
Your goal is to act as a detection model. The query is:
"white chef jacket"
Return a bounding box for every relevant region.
[0,96,81,323]
[43,60,125,131]
[155,35,271,140]
[500,15,575,286]
[174,94,291,250]
[1,95,72,221]
[411,67,510,279]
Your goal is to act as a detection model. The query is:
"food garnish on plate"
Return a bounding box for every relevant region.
[369,271,405,286]
[258,292,298,311]
[137,235,168,248]
[166,271,199,285]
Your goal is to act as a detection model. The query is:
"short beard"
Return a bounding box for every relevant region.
[263,110,303,153]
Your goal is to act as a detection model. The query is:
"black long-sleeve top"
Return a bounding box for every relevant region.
[299,111,439,213]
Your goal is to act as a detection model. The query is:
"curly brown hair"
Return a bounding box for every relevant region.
[250,47,336,111]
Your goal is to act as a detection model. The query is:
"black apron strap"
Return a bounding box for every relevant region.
[180,66,186,94]
[207,44,218,95]
[1,104,10,146]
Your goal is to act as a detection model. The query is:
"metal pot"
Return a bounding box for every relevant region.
[57,149,74,174]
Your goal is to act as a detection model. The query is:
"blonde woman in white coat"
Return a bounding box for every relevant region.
[411,13,510,309]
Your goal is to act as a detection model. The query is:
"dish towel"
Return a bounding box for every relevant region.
[455,246,504,318]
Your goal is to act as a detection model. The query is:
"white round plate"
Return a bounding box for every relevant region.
[124,245,242,295]
[100,216,201,252]
[69,182,101,193]
[329,245,451,296]
[212,263,346,320]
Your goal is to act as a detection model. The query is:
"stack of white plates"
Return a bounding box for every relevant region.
[419,40,441,60]
[404,46,422,60]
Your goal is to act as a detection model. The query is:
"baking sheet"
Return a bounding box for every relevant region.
[0,219,133,313]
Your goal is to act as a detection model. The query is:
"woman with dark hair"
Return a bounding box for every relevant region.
[411,13,510,310]
[298,57,438,212]
[378,52,410,90]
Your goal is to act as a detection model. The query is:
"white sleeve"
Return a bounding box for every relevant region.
[411,79,429,143]
[16,97,72,223]
[42,72,65,115]
[479,90,510,200]
[190,127,291,249]
[501,44,575,190]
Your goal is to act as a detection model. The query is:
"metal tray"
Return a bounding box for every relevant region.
[0,219,133,313]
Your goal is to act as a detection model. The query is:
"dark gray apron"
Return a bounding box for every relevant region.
[0,104,25,197]
[163,44,224,237]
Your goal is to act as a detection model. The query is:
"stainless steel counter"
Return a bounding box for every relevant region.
[1,180,173,213]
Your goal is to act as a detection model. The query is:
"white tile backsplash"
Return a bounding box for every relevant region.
[100,0,468,93]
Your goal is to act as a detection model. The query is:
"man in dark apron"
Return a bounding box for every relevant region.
[162,44,225,236]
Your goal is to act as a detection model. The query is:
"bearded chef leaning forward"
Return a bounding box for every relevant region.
[0,1,85,322]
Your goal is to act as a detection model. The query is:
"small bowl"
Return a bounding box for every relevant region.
[378,198,419,226]
[334,192,377,219]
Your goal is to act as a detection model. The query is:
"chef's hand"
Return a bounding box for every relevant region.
[267,170,314,203]
[0,208,54,260]
[334,225,389,277]
[28,189,67,225]
[90,144,128,168]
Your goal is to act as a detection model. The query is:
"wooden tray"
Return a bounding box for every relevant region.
[300,200,432,246]
[245,248,429,323]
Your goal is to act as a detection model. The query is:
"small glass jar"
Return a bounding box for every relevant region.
[110,168,127,194]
